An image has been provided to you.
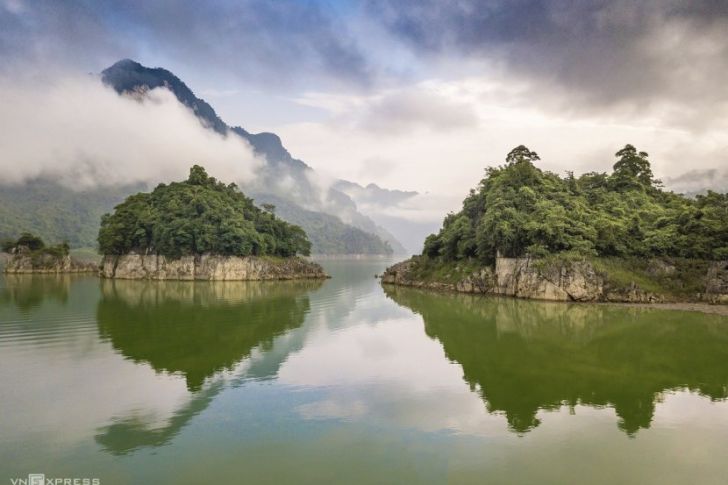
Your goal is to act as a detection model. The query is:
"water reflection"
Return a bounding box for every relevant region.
[97,279,321,390]
[0,274,72,311]
[94,278,321,454]
[384,286,728,435]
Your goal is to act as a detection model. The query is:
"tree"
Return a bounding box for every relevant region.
[419,144,728,263]
[98,166,312,258]
[610,144,658,191]
[16,232,45,250]
[506,145,540,165]
[187,164,210,185]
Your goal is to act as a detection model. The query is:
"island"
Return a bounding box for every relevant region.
[383,145,728,304]
[98,165,327,280]
[2,233,98,273]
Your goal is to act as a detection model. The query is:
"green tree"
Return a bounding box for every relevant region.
[610,144,659,191]
[419,144,728,264]
[98,166,312,258]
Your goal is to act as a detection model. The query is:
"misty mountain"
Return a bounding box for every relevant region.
[0,179,141,248]
[333,180,418,207]
[0,178,395,256]
[102,59,405,254]
[332,180,435,253]
[251,193,392,255]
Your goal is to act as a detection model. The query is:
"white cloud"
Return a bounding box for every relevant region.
[0,72,264,189]
[277,75,728,202]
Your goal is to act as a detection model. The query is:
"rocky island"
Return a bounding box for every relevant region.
[383,145,728,304]
[2,233,97,274]
[98,165,327,281]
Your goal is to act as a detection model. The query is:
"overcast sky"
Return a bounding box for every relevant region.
[2,0,727,207]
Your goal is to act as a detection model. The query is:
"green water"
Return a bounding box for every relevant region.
[1,259,728,484]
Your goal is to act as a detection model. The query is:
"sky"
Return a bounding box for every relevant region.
[2,0,728,211]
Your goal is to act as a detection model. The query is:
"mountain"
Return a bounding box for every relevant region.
[1,60,409,255]
[333,180,417,207]
[0,179,142,248]
[333,179,438,254]
[102,59,405,254]
[251,193,392,255]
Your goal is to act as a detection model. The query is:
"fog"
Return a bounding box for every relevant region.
[0,73,263,188]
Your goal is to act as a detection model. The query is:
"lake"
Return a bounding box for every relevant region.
[1,259,728,484]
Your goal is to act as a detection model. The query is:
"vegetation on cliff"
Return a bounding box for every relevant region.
[1,232,96,273]
[98,166,311,258]
[2,232,70,260]
[423,144,728,263]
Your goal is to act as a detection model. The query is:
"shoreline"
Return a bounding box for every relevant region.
[382,281,728,317]
[608,301,728,317]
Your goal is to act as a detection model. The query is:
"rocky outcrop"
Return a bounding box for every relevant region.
[382,256,728,304]
[3,253,97,274]
[99,253,328,280]
[705,261,728,304]
[492,257,603,301]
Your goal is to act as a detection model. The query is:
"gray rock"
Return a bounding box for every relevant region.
[99,253,328,281]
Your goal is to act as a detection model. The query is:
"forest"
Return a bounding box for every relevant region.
[423,145,728,264]
[97,165,311,258]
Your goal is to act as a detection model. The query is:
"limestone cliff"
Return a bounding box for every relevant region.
[382,256,728,304]
[100,253,328,281]
[4,253,97,274]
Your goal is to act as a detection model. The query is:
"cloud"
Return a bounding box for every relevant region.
[367,0,728,121]
[0,0,371,90]
[664,169,728,194]
[295,81,480,136]
[359,89,479,134]
[0,71,263,188]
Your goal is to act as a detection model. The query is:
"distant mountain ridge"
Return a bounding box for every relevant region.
[101,59,405,254]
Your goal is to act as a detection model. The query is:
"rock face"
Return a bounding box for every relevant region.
[705,261,728,304]
[381,257,601,301]
[100,253,328,280]
[382,257,728,304]
[492,257,603,302]
[3,253,97,274]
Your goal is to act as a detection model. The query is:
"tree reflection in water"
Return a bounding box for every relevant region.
[94,278,321,454]
[385,286,728,435]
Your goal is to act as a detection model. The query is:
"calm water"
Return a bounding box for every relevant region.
[1,259,728,484]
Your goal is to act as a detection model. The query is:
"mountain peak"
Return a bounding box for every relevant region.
[101,58,228,134]
[107,58,142,70]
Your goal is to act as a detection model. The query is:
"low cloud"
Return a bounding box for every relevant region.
[295,83,480,136]
[664,169,728,195]
[0,72,263,189]
[359,90,479,135]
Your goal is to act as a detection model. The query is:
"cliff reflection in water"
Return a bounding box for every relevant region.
[0,274,72,311]
[385,286,728,435]
[94,278,321,454]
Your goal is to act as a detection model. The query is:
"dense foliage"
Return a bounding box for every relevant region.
[98,166,311,258]
[0,179,394,255]
[2,232,70,258]
[0,180,136,248]
[423,145,728,263]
